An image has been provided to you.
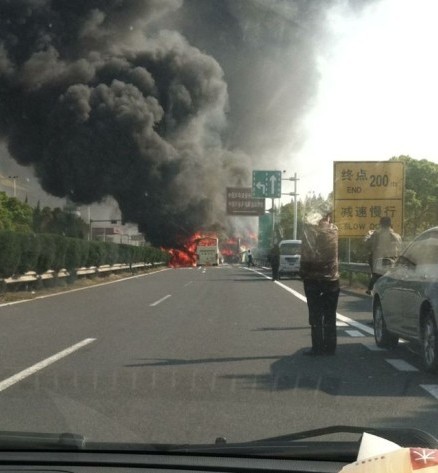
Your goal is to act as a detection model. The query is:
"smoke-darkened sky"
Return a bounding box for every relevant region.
[0,0,377,246]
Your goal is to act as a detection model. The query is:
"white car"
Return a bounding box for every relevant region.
[278,239,302,279]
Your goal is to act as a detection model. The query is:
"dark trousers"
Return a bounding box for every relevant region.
[367,272,381,291]
[303,279,340,354]
[272,265,279,280]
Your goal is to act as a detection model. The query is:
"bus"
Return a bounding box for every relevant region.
[219,237,241,264]
[196,236,219,266]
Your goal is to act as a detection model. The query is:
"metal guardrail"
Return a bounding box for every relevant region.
[2,262,368,290]
[251,260,370,287]
[339,262,370,286]
[339,262,370,273]
[1,262,166,292]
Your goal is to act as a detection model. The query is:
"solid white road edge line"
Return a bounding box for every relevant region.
[273,279,375,334]
[247,267,436,396]
[0,338,96,393]
[150,294,172,307]
[247,267,374,335]
[0,268,170,308]
[245,268,374,335]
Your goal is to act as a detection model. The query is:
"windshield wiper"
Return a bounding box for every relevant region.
[165,425,438,462]
[0,426,436,462]
[248,425,438,448]
[0,431,85,450]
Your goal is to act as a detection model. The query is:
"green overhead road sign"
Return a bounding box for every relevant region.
[252,170,282,198]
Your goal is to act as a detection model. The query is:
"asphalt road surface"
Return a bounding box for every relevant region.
[0,264,437,445]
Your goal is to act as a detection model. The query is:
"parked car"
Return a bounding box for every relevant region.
[373,227,438,372]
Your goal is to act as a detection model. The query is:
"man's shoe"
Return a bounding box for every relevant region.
[365,289,371,295]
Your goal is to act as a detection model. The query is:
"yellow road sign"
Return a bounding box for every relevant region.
[334,161,404,199]
[333,161,404,237]
[334,199,403,236]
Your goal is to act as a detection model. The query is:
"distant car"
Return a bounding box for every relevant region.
[278,240,302,279]
[373,226,438,372]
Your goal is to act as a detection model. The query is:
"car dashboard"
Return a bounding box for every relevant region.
[0,450,347,473]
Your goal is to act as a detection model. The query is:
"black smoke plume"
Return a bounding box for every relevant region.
[0,0,375,246]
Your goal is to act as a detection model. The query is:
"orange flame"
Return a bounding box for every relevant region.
[219,237,241,263]
[164,232,202,268]
[165,231,256,267]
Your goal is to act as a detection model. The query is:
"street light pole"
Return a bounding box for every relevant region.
[293,172,298,240]
[271,198,275,245]
[88,208,91,241]
[8,175,18,198]
[282,172,299,240]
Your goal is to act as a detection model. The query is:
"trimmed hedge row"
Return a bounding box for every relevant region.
[0,231,170,278]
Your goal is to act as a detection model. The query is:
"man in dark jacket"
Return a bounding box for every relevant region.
[269,243,280,281]
[300,213,339,356]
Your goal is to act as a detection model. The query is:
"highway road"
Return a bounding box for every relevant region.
[0,264,437,445]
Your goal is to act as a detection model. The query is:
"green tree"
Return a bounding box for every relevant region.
[276,193,332,241]
[390,156,438,238]
[0,192,33,232]
[33,206,88,238]
[276,203,295,240]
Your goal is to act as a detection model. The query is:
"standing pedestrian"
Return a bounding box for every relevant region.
[300,212,340,356]
[364,216,402,294]
[270,243,280,281]
[247,249,254,267]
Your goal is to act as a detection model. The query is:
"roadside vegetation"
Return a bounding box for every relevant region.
[0,193,170,303]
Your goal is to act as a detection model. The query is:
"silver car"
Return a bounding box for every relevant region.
[373,226,438,372]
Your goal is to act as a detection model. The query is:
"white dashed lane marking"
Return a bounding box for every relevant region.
[0,338,96,393]
[386,359,419,372]
[336,313,374,336]
[345,330,365,337]
[363,343,386,352]
[150,294,172,307]
[420,385,438,400]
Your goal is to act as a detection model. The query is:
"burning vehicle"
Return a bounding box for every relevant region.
[219,237,242,264]
[196,234,219,266]
[166,231,220,267]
